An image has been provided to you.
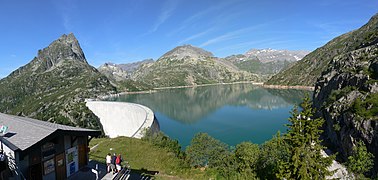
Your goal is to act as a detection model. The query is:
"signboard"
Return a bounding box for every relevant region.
[65,146,78,177]
[44,158,55,175]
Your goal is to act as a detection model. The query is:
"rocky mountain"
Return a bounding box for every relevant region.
[0,33,116,130]
[160,44,213,60]
[310,13,378,169]
[225,49,309,80]
[98,62,130,81]
[98,59,154,81]
[266,14,378,86]
[130,45,259,87]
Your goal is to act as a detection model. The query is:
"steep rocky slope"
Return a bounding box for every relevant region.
[0,33,116,130]
[314,45,378,163]
[131,45,259,87]
[311,14,378,169]
[267,13,378,86]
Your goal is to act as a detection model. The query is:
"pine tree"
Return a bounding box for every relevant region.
[277,95,333,180]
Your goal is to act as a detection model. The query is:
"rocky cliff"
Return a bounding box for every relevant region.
[312,13,378,170]
[0,33,116,130]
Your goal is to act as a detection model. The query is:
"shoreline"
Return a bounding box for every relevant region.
[153,81,263,90]
[98,81,314,99]
[261,84,315,91]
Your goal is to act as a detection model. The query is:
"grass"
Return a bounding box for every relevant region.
[89,137,211,179]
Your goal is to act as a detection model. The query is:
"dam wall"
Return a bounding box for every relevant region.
[86,101,156,138]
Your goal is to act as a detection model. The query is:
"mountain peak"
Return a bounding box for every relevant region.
[160,44,213,60]
[35,33,87,71]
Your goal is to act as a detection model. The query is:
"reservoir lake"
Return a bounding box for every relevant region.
[108,84,309,147]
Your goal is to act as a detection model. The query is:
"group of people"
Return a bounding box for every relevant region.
[106,153,123,174]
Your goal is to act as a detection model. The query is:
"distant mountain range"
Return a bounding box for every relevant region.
[224,49,309,80]
[100,45,309,86]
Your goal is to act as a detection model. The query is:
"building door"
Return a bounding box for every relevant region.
[29,163,42,180]
[55,153,65,180]
[78,144,87,169]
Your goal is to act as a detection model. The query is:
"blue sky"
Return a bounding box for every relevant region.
[0,0,377,78]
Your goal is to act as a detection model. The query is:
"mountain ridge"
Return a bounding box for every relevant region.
[266,13,378,86]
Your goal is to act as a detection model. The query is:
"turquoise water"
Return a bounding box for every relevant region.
[108,84,309,147]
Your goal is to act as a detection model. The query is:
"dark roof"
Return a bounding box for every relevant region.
[0,113,101,151]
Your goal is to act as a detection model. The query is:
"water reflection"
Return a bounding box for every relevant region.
[109,84,309,124]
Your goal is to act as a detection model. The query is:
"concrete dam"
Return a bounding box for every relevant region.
[86,101,159,138]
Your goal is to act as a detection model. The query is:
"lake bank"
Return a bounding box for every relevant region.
[262,84,315,91]
[99,81,313,99]
[96,81,263,99]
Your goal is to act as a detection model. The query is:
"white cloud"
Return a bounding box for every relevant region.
[199,25,264,47]
[177,28,215,45]
[52,0,76,32]
[149,0,178,33]
[167,0,238,36]
[215,38,277,52]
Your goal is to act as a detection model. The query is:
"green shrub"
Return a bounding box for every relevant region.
[257,131,289,180]
[352,93,378,120]
[327,86,356,105]
[347,141,374,176]
[142,128,183,158]
[185,132,229,168]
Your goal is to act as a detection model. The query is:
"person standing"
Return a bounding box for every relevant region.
[115,154,123,172]
[111,153,117,173]
[106,153,111,173]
